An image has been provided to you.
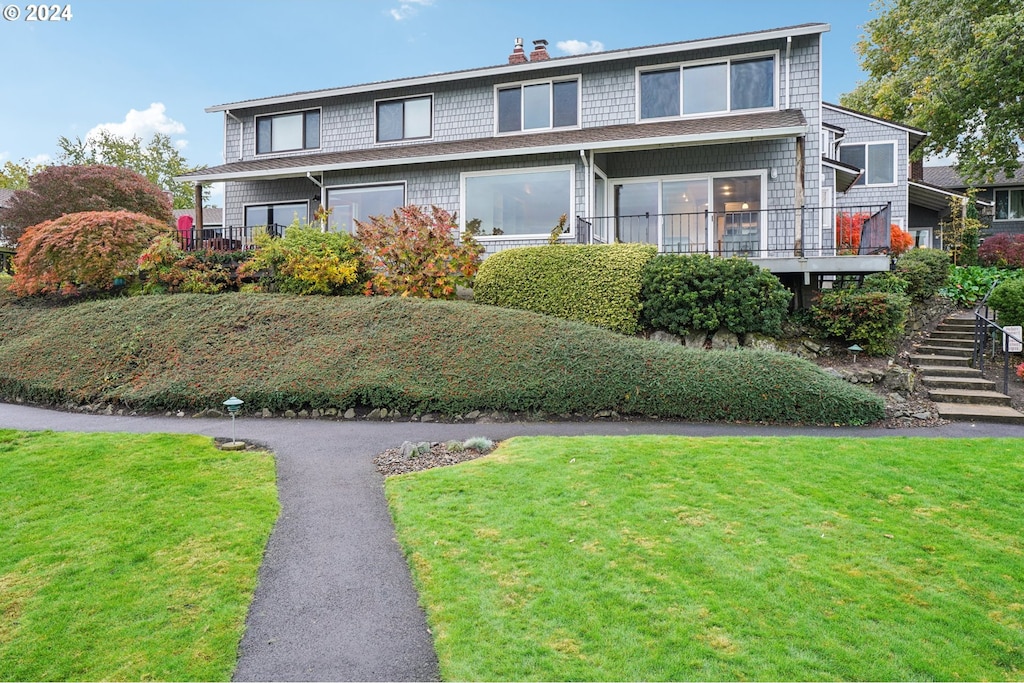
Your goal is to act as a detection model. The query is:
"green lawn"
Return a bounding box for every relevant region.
[0,430,279,681]
[386,436,1024,681]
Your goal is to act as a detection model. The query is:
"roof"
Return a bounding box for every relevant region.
[0,189,15,208]
[822,156,862,193]
[908,180,969,212]
[822,102,928,153]
[180,110,808,183]
[922,164,1024,189]
[208,23,830,113]
[173,207,224,225]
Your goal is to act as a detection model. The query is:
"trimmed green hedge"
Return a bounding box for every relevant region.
[641,254,792,336]
[473,243,657,334]
[0,294,883,425]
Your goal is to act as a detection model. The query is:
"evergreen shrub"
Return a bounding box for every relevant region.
[988,279,1024,327]
[812,290,910,356]
[474,243,656,334]
[641,254,791,336]
[894,248,950,300]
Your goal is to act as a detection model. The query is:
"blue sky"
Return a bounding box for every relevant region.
[0,0,880,203]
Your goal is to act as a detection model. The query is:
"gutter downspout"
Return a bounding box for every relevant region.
[785,36,792,110]
[579,149,590,244]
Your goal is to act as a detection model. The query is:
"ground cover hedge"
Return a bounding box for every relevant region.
[0,294,883,424]
[473,243,656,334]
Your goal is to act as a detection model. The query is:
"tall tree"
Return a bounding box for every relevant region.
[57,131,208,209]
[0,159,47,190]
[841,0,1024,184]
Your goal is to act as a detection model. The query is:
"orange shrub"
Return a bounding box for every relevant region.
[836,212,914,256]
[11,210,172,296]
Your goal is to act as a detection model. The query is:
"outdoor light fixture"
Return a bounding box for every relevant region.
[222,396,244,449]
[848,344,863,363]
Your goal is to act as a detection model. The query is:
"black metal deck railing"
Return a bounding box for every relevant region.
[576,204,892,258]
[175,224,289,252]
[973,281,1024,395]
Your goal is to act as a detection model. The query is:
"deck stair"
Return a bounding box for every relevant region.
[911,312,1024,424]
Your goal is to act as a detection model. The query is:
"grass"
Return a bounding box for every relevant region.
[386,435,1024,681]
[0,429,279,681]
[0,293,883,424]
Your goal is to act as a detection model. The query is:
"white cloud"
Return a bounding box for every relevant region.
[389,0,433,21]
[556,39,605,56]
[28,154,51,166]
[0,151,8,163]
[85,103,186,143]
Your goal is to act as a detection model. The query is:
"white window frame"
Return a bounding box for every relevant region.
[994,188,1024,222]
[838,140,898,188]
[254,107,322,156]
[324,181,407,233]
[634,50,779,123]
[374,95,434,144]
[493,76,582,136]
[460,164,576,240]
[610,169,768,253]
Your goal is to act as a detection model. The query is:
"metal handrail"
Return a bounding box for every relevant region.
[972,279,1023,394]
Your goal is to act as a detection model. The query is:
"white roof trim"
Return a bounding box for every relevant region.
[180,124,808,183]
[208,24,829,113]
[822,102,928,138]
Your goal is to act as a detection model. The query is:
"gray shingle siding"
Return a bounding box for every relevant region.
[220,31,824,256]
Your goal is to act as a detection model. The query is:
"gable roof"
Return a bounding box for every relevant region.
[822,102,928,152]
[180,110,807,183]
[208,24,829,113]
[923,164,1024,189]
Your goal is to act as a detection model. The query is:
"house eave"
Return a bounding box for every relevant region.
[207,24,829,113]
[177,124,809,184]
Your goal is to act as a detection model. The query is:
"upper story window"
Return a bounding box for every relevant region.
[376,96,432,143]
[256,109,320,155]
[638,54,776,120]
[995,189,1024,221]
[496,78,579,134]
[839,141,896,186]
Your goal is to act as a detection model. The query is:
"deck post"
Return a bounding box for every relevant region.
[794,136,805,258]
[193,183,204,249]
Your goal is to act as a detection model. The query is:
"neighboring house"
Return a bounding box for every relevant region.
[172,207,224,230]
[0,189,15,271]
[923,165,1024,237]
[821,102,968,250]
[180,23,908,297]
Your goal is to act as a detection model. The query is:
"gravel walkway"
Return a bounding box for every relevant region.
[3,402,1022,681]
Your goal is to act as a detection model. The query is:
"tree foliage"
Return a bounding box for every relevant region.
[11,211,172,296]
[840,0,1024,183]
[835,212,914,256]
[0,159,47,190]
[58,131,207,209]
[240,219,366,295]
[356,205,484,299]
[0,165,173,245]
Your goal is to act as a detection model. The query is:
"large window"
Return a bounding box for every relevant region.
[496,79,579,133]
[463,167,573,237]
[256,110,320,154]
[995,189,1024,221]
[839,142,896,186]
[326,184,405,234]
[376,96,432,142]
[245,202,309,235]
[639,55,775,120]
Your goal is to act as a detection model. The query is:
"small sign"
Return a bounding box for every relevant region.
[1004,326,1023,353]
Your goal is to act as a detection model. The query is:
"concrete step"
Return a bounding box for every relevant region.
[927,388,1011,406]
[920,375,996,390]
[910,354,971,367]
[915,344,974,357]
[927,332,975,343]
[934,402,1024,424]
[915,365,984,378]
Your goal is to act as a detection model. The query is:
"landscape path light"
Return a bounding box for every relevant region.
[848,344,863,364]
[222,396,245,450]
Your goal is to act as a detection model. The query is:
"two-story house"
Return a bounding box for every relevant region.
[179,23,896,299]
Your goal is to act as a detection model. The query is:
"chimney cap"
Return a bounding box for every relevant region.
[515,37,523,47]
[533,38,548,47]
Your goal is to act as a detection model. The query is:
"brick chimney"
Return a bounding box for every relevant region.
[910,159,924,182]
[529,39,550,62]
[508,37,527,65]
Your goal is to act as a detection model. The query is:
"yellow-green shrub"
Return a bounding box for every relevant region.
[473,243,657,334]
[241,220,365,295]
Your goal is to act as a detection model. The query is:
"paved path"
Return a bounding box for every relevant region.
[2,403,1022,681]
